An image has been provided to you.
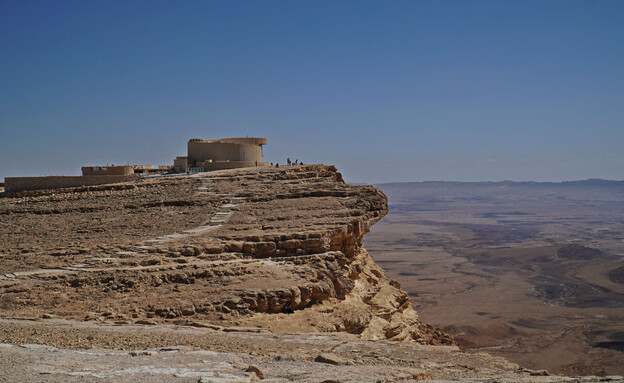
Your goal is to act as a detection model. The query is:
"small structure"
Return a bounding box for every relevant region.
[81,165,134,176]
[175,137,270,172]
[173,156,189,173]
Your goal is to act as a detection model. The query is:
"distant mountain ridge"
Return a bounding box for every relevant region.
[377,179,624,188]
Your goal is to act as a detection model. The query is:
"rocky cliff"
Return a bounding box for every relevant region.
[3,165,622,382]
[0,165,451,345]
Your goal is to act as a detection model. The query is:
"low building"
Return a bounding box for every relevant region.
[173,156,188,173]
[4,165,138,193]
[4,174,139,193]
[82,165,134,176]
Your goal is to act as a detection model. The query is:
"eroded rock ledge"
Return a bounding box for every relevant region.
[0,165,452,345]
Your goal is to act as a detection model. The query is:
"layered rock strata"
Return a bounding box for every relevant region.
[0,165,452,345]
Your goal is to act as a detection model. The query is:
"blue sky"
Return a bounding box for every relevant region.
[1,0,623,183]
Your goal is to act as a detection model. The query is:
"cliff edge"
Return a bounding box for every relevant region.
[0,165,451,345]
[2,165,622,382]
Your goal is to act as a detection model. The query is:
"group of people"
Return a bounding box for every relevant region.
[286,158,302,166]
[274,158,304,168]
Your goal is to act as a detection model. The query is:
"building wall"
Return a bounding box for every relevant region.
[4,175,140,193]
[202,161,270,171]
[173,156,188,173]
[81,165,134,176]
[187,137,265,166]
[216,137,267,146]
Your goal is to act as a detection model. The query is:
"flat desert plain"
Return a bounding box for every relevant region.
[363,180,624,376]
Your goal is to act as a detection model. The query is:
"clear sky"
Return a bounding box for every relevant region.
[1,0,623,183]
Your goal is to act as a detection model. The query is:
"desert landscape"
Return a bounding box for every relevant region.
[3,0,623,381]
[364,180,624,376]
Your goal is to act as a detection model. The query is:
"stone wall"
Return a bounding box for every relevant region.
[186,137,267,168]
[81,166,134,176]
[4,175,140,193]
[188,141,264,165]
[173,156,188,173]
[203,161,271,171]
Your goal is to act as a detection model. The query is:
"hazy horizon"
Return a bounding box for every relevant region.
[2,1,623,184]
[373,178,624,185]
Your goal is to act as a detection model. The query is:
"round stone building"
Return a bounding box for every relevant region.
[175,137,269,172]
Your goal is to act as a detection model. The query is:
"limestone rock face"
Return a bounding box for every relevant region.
[0,165,453,345]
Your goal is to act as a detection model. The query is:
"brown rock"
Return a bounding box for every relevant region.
[246,365,265,379]
[315,353,350,365]
[0,165,453,348]
[135,319,158,325]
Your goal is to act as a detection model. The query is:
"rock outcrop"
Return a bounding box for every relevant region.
[0,165,452,345]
